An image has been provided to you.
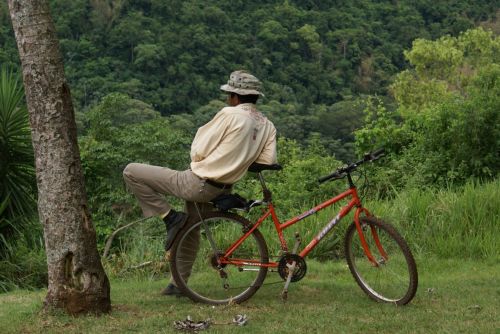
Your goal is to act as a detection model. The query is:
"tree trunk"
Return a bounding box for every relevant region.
[8,0,110,315]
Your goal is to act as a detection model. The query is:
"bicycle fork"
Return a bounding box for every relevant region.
[281,232,302,301]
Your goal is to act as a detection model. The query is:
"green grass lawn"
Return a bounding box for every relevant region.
[1,257,498,334]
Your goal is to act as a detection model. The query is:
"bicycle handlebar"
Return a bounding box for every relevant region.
[318,148,385,184]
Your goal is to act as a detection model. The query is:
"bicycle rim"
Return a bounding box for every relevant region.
[170,212,269,305]
[345,217,418,305]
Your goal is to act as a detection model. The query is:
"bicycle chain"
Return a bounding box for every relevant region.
[214,254,304,290]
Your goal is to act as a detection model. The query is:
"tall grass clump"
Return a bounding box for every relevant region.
[0,218,47,292]
[366,178,500,259]
[240,177,500,261]
[101,217,168,281]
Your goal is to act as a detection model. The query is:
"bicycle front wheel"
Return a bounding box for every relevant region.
[169,211,269,305]
[344,217,418,305]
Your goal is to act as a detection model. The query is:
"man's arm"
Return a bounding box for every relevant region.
[254,126,277,164]
[191,110,231,162]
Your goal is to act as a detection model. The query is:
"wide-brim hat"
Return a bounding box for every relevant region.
[220,70,264,96]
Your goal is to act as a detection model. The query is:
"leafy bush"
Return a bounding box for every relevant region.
[79,93,191,249]
[356,28,500,190]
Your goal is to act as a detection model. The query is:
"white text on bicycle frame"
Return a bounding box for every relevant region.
[316,214,341,241]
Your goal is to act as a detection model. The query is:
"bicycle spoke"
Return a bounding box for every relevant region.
[201,220,219,255]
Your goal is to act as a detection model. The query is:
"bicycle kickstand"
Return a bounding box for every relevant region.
[281,232,301,301]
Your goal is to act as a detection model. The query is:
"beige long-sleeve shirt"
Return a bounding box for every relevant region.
[190,103,277,184]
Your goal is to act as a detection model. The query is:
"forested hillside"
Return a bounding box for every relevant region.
[1,0,498,159]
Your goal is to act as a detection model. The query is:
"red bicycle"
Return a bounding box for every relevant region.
[169,149,418,305]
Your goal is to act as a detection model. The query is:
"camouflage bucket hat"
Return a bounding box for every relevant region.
[220,70,264,96]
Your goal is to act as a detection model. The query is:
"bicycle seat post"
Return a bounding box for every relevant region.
[257,172,272,202]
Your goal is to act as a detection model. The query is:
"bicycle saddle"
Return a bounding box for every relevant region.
[210,193,249,211]
[248,162,283,173]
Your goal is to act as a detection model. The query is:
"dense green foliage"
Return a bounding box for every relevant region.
[1,0,498,159]
[79,93,192,243]
[0,66,37,259]
[356,28,500,189]
[0,67,42,292]
[0,67,35,222]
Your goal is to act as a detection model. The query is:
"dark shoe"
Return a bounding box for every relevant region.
[163,210,188,251]
[160,283,183,297]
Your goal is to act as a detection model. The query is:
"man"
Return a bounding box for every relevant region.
[123,70,277,295]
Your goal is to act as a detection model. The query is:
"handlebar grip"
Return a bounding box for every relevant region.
[318,174,332,183]
[372,147,385,158]
[364,148,385,161]
[318,172,340,183]
[319,148,385,184]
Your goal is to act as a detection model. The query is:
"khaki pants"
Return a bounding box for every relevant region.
[123,163,225,217]
[123,163,227,285]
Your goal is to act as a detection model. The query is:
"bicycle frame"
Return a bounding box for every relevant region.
[221,184,384,269]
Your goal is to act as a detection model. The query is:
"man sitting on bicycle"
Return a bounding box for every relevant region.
[123,70,277,295]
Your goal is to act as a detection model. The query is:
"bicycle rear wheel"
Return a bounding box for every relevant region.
[344,217,418,305]
[169,211,269,305]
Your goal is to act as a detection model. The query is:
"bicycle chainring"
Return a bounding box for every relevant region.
[278,254,307,282]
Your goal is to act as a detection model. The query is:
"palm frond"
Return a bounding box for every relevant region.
[0,65,36,226]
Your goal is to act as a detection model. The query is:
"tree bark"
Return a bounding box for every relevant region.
[8,0,110,315]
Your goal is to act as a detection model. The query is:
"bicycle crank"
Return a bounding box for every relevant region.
[277,253,307,282]
[280,232,307,301]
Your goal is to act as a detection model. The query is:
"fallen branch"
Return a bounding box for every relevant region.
[102,216,149,258]
[129,261,153,270]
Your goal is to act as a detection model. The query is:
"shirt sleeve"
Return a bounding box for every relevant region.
[255,126,277,164]
[190,109,230,162]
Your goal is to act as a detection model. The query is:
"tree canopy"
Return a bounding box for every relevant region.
[1,0,497,160]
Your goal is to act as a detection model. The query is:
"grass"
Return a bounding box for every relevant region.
[0,179,498,332]
[368,179,500,259]
[0,257,498,334]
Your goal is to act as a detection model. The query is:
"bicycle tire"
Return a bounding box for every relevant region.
[169,211,269,305]
[344,217,418,305]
